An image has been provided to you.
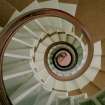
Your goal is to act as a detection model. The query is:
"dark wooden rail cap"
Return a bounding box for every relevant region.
[0,8,93,104]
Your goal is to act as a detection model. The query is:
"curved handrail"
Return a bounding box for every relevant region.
[0,8,94,105]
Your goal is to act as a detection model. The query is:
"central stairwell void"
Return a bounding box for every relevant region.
[0,1,103,105]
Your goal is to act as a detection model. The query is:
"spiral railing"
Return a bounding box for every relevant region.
[0,6,102,105]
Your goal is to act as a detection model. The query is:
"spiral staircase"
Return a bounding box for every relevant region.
[0,0,105,105]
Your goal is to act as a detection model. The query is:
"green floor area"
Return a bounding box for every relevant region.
[79,99,96,105]
[96,90,105,105]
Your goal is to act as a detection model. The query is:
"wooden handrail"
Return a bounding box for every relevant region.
[0,8,93,105]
